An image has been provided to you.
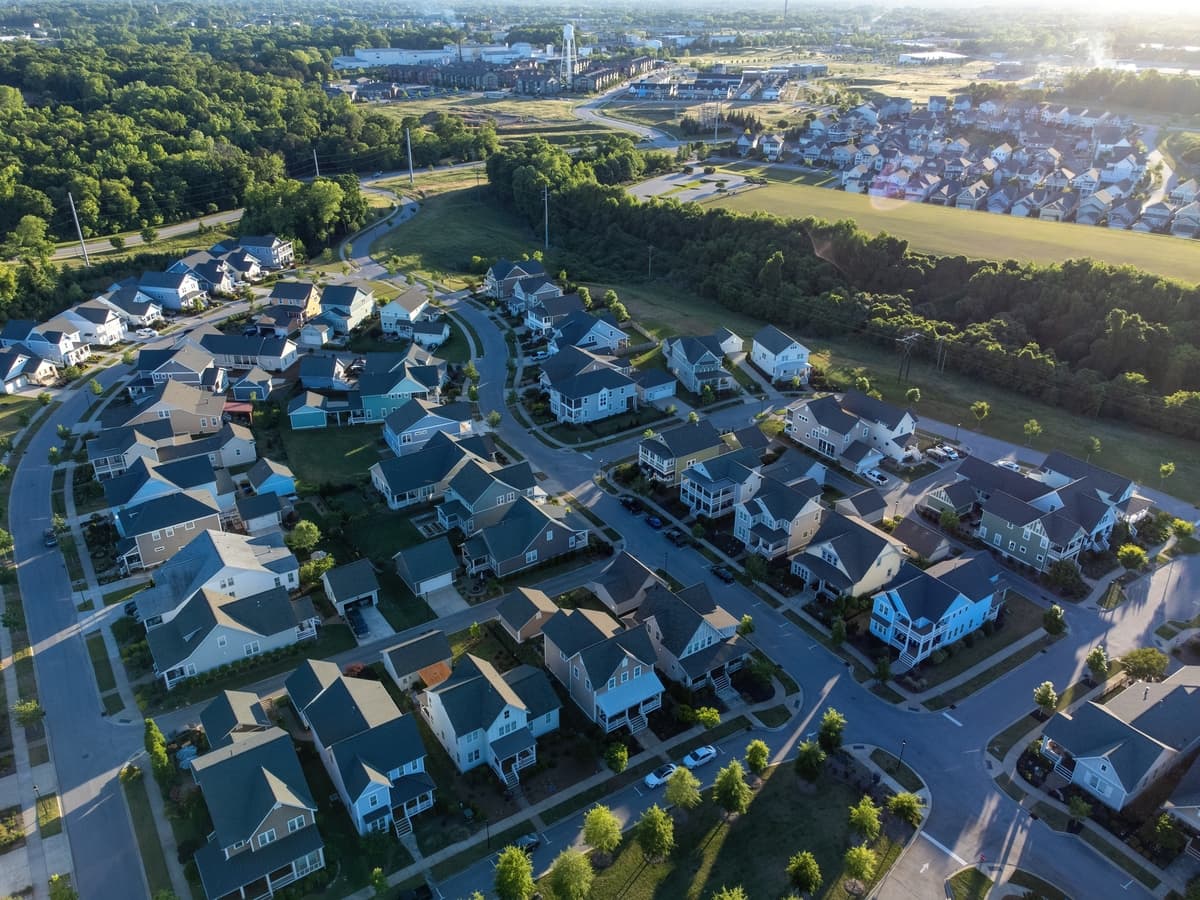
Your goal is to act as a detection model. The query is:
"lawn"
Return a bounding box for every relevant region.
[0,396,41,445]
[709,174,1200,285]
[947,867,993,900]
[85,632,117,694]
[544,407,672,445]
[911,593,1044,690]
[102,581,150,607]
[36,792,62,837]
[122,776,173,896]
[754,704,792,727]
[536,764,905,900]
[925,635,1059,711]
[341,510,423,566]
[1004,869,1070,900]
[274,420,384,487]
[869,748,923,793]
[447,623,515,670]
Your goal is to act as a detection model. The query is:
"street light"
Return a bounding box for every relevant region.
[31,784,39,799]
[896,740,907,774]
[955,422,961,442]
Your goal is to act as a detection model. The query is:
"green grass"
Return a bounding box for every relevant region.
[103,581,150,607]
[433,318,471,364]
[753,704,792,727]
[869,748,924,793]
[925,635,1059,710]
[85,632,117,694]
[1099,582,1127,610]
[1032,801,1072,831]
[57,533,86,585]
[341,510,423,565]
[0,395,40,445]
[989,714,1042,761]
[36,793,61,837]
[450,311,485,360]
[274,420,384,487]
[710,172,1200,286]
[544,407,672,445]
[995,772,1027,804]
[1004,869,1070,900]
[102,692,125,716]
[538,764,904,900]
[916,594,1044,690]
[122,776,173,896]
[448,624,510,667]
[947,867,994,900]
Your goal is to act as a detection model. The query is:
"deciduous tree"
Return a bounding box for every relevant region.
[848,795,881,841]
[582,804,622,855]
[547,848,593,900]
[818,707,846,753]
[787,849,822,895]
[493,846,534,900]
[713,761,752,818]
[745,739,770,776]
[636,804,674,861]
[665,766,702,811]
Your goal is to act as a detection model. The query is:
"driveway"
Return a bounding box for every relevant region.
[424,585,471,617]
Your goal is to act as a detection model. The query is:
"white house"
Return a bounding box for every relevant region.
[789,511,906,599]
[61,302,128,346]
[632,582,749,691]
[383,399,474,455]
[751,325,810,383]
[0,319,90,367]
[380,285,431,336]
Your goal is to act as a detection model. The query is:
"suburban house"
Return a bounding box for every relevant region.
[235,235,295,270]
[542,609,664,735]
[286,660,436,837]
[379,285,431,336]
[231,368,273,403]
[393,536,459,598]
[508,275,563,316]
[130,344,225,396]
[321,559,381,617]
[460,498,589,577]
[525,293,586,335]
[0,348,57,393]
[587,551,663,617]
[869,553,1008,667]
[544,364,638,425]
[835,488,887,524]
[381,631,453,691]
[436,459,543,533]
[319,285,375,334]
[497,587,559,643]
[370,432,495,510]
[191,727,326,900]
[784,391,918,473]
[891,515,953,563]
[733,476,823,559]
[102,455,231,516]
[549,310,629,355]
[421,654,561,786]
[789,511,907,599]
[638,420,727,485]
[631,582,748,692]
[750,325,811,383]
[60,302,128,346]
[199,689,270,750]
[484,258,547,300]
[88,422,256,480]
[268,282,323,319]
[138,271,208,311]
[411,319,451,350]
[168,251,238,296]
[236,493,287,534]
[96,286,163,327]
[115,490,224,571]
[679,447,764,518]
[0,319,90,367]
[146,586,318,689]
[247,458,296,498]
[1040,666,1200,810]
[114,380,227,436]
[383,399,474,455]
[662,334,734,395]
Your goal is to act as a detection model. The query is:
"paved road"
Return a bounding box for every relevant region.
[572,84,680,149]
[51,209,245,261]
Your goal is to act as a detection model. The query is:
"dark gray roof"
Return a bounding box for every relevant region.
[330,712,427,799]
[891,515,948,559]
[372,433,481,496]
[641,420,724,460]
[248,457,294,491]
[497,587,558,633]
[115,490,219,537]
[590,551,660,606]
[838,488,886,519]
[195,818,323,900]
[394,537,458,585]
[1042,703,1167,792]
[384,398,470,433]
[805,511,893,583]
[427,654,528,735]
[320,284,371,308]
[840,390,907,429]
[532,293,585,319]
[841,439,876,465]
[636,583,737,657]
[746,477,817,523]
[667,334,724,365]
[1040,450,1134,501]
[542,608,622,658]
[383,630,452,678]
[683,447,760,490]
[731,425,770,452]
[322,559,380,604]
[503,665,561,719]
[578,623,658,684]
[198,332,292,359]
[753,324,804,355]
[633,368,676,389]
[86,420,175,460]
[883,554,998,626]
[801,394,858,434]
[200,690,270,750]
[547,367,632,400]
[981,490,1043,528]
[470,497,579,563]
[104,456,216,508]
[284,659,342,714]
[301,675,402,748]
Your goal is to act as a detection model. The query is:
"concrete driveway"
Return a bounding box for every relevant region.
[425,585,471,617]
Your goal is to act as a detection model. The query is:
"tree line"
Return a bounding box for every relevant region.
[488,137,1200,441]
[1062,69,1200,117]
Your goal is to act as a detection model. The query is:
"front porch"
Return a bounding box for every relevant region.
[488,727,539,788]
[595,674,665,735]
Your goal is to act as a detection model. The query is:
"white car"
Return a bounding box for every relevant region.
[937,444,960,460]
[864,469,888,487]
[998,460,1022,473]
[682,745,717,769]
[643,763,678,789]
[135,328,157,339]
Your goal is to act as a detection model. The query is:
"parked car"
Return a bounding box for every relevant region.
[998,460,1022,473]
[644,514,664,530]
[135,328,157,339]
[926,447,949,463]
[346,608,368,637]
[513,833,542,854]
[936,444,960,460]
[531,350,550,362]
[43,528,58,547]
[864,469,888,487]
[619,495,644,514]
[664,528,690,547]
[710,565,736,584]
[644,763,678,789]
[682,745,717,769]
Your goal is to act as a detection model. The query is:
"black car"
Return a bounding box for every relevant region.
[346,608,368,637]
[43,528,58,548]
[513,832,542,853]
[619,495,643,514]
[665,528,690,547]
[644,514,664,530]
[124,600,140,618]
[710,565,736,584]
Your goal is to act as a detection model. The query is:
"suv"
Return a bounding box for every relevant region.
[619,495,644,514]
[513,833,542,854]
[43,528,58,547]
[710,564,736,584]
[864,469,888,487]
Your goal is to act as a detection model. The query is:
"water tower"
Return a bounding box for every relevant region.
[560,23,577,89]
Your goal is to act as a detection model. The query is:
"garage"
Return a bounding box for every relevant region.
[393,537,458,598]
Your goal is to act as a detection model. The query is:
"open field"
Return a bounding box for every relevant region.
[708,170,1200,285]
[376,94,614,145]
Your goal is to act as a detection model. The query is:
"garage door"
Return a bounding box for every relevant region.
[417,572,454,596]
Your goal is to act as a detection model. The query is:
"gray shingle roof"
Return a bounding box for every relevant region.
[840,390,907,429]
[891,515,948,559]
[426,654,527,735]
[542,608,621,658]
[805,511,894,583]
[641,420,724,460]
[497,587,558,634]
[547,367,633,400]
[383,630,452,679]
[578,623,657,684]
[284,659,342,714]
[800,394,858,433]
[248,457,294,491]
[636,583,737,657]
[753,324,804,355]
[394,537,458,586]
[200,690,270,750]
[322,559,380,605]
[115,490,219,537]
[301,675,401,748]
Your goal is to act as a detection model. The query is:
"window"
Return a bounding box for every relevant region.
[608,678,616,689]
[184,521,195,531]
[287,815,305,833]
[288,572,296,583]
[199,418,207,428]
[217,636,227,648]
[525,549,538,564]
[621,671,629,684]
[634,666,642,677]
[243,641,261,656]
[165,527,175,537]
[151,530,162,541]
[572,665,579,679]
[546,530,554,542]
[274,577,281,587]
[230,840,245,851]
[1022,527,1032,540]
[1037,555,1045,562]
[368,794,379,808]
[1008,541,1016,551]
[257,829,276,848]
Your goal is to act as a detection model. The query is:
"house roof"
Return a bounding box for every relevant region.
[200,689,270,750]
[235,491,286,523]
[136,343,216,376]
[636,583,737,657]
[883,554,999,626]
[301,673,401,748]
[683,447,760,490]
[497,586,558,633]
[384,284,430,314]
[323,559,380,604]
[588,551,660,610]
[504,664,561,719]
[746,476,819,523]
[383,630,452,679]
[840,389,908,429]
[427,654,531,735]
[320,284,371,308]
[799,394,858,433]
[393,536,458,586]
[331,712,427,801]
[804,511,896,583]
[667,334,724,366]
[753,324,805,355]
[891,515,948,559]
[641,420,724,460]
[284,659,342,714]
[248,457,294,491]
[532,293,585,320]
[578,623,658,684]
[1039,451,1133,501]
[104,456,217,508]
[470,497,580,563]
[542,608,622,658]
[547,367,632,400]
[115,489,219,537]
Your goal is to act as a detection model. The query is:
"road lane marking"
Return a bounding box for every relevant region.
[942,712,963,727]
[920,832,967,865]
[920,862,929,874]
[633,786,643,797]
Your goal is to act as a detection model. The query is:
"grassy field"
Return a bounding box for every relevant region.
[377,94,614,146]
[947,867,994,900]
[0,395,38,445]
[122,776,174,896]
[709,172,1200,286]
[275,421,384,487]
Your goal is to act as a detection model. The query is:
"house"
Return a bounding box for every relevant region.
[789,511,906,599]
[269,282,323,318]
[383,399,474,455]
[236,492,288,534]
[497,587,559,643]
[199,689,270,750]
[370,432,494,510]
[321,559,380,617]
[146,585,318,688]
[545,365,637,425]
[436,459,542,533]
[1169,178,1199,206]
[525,293,586,334]
[114,380,226,435]
[736,131,759,156]
[784,391,917,473]
[750,325,810,383]
[168,252,237,296]
[0,319,90,367]
[891,514,952,563]
[253,307,299,340]
[835,488,887,524]
[955,181,990,210]
[130,344,224,396]
[382,631,453,691]
[248,458,296,498]
[761,133,786,160]
[102,455,229,516]
[132,529,299,626]
[733,477,823,559]
[460,497,588,577]
[115,490,224,572]
[60,302,128,346]
[231,367,273,403]
[869,554,1007,666]
[421,654,560,785]
[138,271,207,311]
[632,368,677,404]
[287,392,331,431]
[587,551,662,617]
[96,286,163,327]
[190,727,326,900]
[662,334,734,395]
[508,275,563,315]
[236,235,294,270]
[1076,188,1117,226]
[549,311,629,355]
[379,285,431,336]
[394,537,459,598]
[1040,666,1200,810]
[194,331,298,373]
[541,609,664,734]
[632,582,749,691]
[638,420,727,485]
[713,327,743,356]
[285,661,435,836]
[680,447,764,519]
[1172,201,1200,239]
[1139,200,1176,232]
[1107,198,1143,230]
[411,319,451,350]
[0,348,57,393]
[319,285,375,334]
[298,321,333,348]
[354,349,448,421]
[484,258,547,300]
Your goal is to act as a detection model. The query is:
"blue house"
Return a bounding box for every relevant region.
[248,458,296,498]
[869,553,1007,668]
[231,367,273,403]
[288,392,330,430]
[356,351,447,423]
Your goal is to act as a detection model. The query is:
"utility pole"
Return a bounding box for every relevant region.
[67,192,89,267]
[712,102,719,144]
[896,333,919,382]
[543,184,549,250]
[312,149,321,179]
[647,245,654,280]
[405,128,415,187]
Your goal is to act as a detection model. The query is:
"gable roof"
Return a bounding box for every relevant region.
[200,689,270,750]
[497,586,558,633]
[115,489,220,537]
[578,622,658,684]
[542,608,622,658]
[804,511,897,583]
[840,390,908,429]
[322,559,380,604]
[427,654,544,735]
[641,420,724,459]
[636,583,737,657]
[667,334,725,366]
[248,457,294,491]
[589,551,661,606]
[753,324,805,355]
[891,514,949,559]
[284,658,343,713]
[799,394,858,433]
[383,630,452,680]
[394,536,458,585]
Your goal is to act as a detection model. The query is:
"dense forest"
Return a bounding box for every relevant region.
[1062,69,1200,117]
[488,138,1200,440]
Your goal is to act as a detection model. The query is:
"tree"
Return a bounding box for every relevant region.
[848,795,881,841]
[610,300,630,322]
[710,888,749,900]
[1086,646,1110,683]
[853,376,871,393]
[605,742,628,773]
[582,805,622,855]
[285,520,321,554]
[788,850,822,895]
[1068,794,1092,824]
[603,289,619,307]
[745,739,770,776]
[795,740,827,782]
[464,360,480,383]
[121,350,135,366]
[818,707,846,753]
[905,387,921,407]
[48,875,78,900]
[110,236,125,251]
[1117,543,1148,570]
[970,400,990,430]
[4,215,55,264]
[737,614,755,636]
[47,446,60,465]
[695,706,721,729]
[1154,812,1185,853]
[830,618,846,646]
[144,717,171,784]
[1085,435,1102,461]
[1160,461,1176,487]
[486,409,502,428]
[713,761,752,818]
[89,378,103,396]
[687,410,700,424]
[1043,604,1066,635]
[12,699,43,727]
[548,848,593,900]
[643,428,656,439]
[1023,418,1042,445]
[666,765,702,811]
[493,846,534,900]
[37,391,51,406]
[52,514,66,535]
[0,528,12,560]
[1033,681,1058,717]
[844,844,877,881]
[636,804,675,861]
[887,792,925,826]
[577,285,592,308]
[140,226,158,245]
[468,384,479,402]
[938,508,960,531]
[370,866,388,898]
[1172,518,1195,538]
[744,554,768,581]
[300,555,335,585]
[874,655,892,683]
[1121,647,1169,681]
